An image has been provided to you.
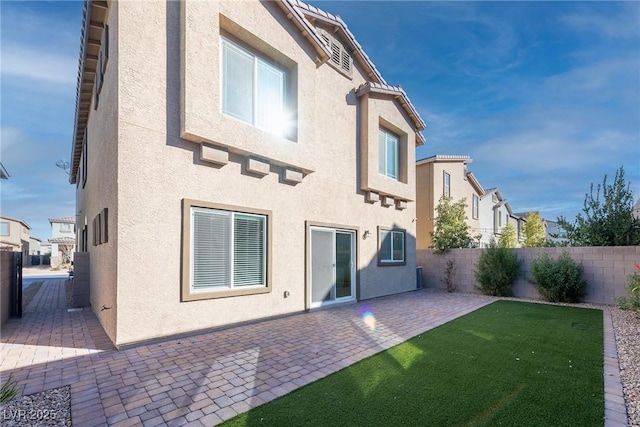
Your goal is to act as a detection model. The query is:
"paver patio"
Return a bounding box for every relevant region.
[0,280,628,426]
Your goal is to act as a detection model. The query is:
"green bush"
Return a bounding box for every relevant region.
[530,251,586,303]
[475,241,521,296]
[618,268,640,310]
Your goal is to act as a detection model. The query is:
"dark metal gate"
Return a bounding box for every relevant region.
[11,252,22,318]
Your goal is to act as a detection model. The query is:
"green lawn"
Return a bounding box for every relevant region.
[221,301,604,427]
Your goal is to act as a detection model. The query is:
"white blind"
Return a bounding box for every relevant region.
[233,214,265,287]
[192,209,230,289]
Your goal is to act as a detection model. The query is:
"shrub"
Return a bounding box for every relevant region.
[530,251,586,303]
[475,241,521,296]
[441,259,457,293]
[618,263,640,310]
[0,375,17,403]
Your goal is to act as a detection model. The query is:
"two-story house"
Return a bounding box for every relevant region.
[69,0,426,347]
[49,216,76,267]
[0,215,31,263]
[416,155,484,249]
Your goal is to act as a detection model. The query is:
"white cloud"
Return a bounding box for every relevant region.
[561,5,640,40]
[1,44,77,86]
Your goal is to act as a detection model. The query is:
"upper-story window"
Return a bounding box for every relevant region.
[0,222,9,236]
[221,37,289,137]
[443,172,451,197]
[379,128,399,180]
[60,223,72,233]
[472,194,479,219]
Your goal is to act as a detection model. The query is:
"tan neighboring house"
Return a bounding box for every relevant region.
[0,215,31,263]
[416,155,483,249]
[634,199,640,220]
[69,0,426,347]
[49,217,76,267]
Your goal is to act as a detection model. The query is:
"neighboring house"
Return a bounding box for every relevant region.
[49,217,76,267]
[40,242,52,255]
[69,0,426,346]
[28,236,42,255]
[478,188,515,247]
[0,215,31,263]
[545,219,567,245]
[634,199,640,220]
[416,155,484,249]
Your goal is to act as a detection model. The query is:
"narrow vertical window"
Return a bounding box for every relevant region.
[443,172,451,197]
[379,128,399,180]
[472,194,479,219]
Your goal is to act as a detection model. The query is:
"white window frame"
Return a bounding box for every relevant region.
[190,207,266,292]
[378,228,405,265]
[0,222,9,236]
[443,172,451,198]
[379,127,399,180]
[472,194,479,220]
[220,36,288,137]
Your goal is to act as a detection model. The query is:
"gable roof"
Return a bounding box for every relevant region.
[282,0,426,141]
[466,172,484,195]
[482,187,504,201]
[0,215,31,230]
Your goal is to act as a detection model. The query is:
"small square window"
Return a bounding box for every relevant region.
[378,227,405,266]
[0,222,9,236]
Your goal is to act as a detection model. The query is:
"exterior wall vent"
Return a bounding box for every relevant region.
[318,28,352,76]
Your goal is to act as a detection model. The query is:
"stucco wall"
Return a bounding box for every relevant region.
[417,246,640,305]
[96,0,419,346]
[76,3,119,343]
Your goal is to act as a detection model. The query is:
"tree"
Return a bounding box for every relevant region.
[430,196,473,252]
[523,212,546,247]
[558,166,640,246]
[499,223,518,248]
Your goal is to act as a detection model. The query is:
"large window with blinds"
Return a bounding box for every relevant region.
[182,200,271,301]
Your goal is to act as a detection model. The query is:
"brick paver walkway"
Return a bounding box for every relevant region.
[0,280,628,426]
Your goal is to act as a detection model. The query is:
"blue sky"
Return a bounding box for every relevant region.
[1,1,639,241]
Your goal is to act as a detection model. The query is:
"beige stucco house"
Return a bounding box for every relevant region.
[70,0,426,347]
[416,155,483,249]
[49,216,76,267]
[0,215,31,262]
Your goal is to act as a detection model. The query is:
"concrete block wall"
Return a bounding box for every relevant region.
[417,246,640,305]
[72,252,90,308]
[1,251,15,325]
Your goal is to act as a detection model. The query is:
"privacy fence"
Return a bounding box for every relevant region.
[417,246,640,305]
